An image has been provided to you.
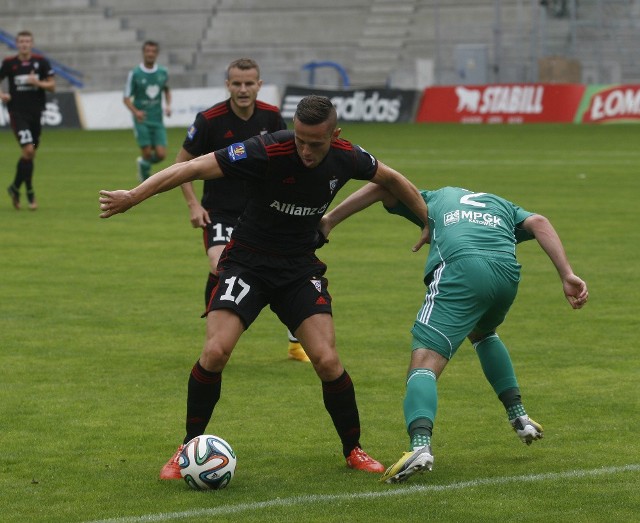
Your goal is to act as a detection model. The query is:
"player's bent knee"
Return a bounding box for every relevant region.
[410,348,448,375]
[310,350,342,381]
[468,331,496,345]
[200,340,233,370]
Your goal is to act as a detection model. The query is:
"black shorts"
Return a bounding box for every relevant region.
[9,112,42,148]
[205,240,333,333]
[202,215,237,252]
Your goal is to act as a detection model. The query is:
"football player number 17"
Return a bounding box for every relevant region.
[219,276,250,304]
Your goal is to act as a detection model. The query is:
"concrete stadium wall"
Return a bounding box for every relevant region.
[1,0,639,93]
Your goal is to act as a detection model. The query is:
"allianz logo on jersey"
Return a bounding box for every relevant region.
[270,200,329,216]
[13,74,39,92]
[444,209,502,228]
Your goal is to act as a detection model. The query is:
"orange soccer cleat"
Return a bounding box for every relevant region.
[159,444,184,480]
[346,447,385,473]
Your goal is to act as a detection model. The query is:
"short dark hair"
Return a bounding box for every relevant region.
[142,40,159,50]
[227,58,260,79]
[16,31,33,40]
[294,95,337,127]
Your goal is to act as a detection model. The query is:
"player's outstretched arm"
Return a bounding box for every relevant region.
[321,183,391,239]
[521,214,588,309]
[99,152,222,219]
[370,162,430,251]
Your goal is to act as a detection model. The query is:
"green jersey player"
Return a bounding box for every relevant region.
[321,184,588,483]
[123,40,171,181]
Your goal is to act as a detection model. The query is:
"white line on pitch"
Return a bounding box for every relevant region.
[86,464,640,523]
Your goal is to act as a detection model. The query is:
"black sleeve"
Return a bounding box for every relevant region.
[213,135,269,183]
[352,144,379,181]
[40,57,55,79]
[0,60,9,81]
[276,113,287,131]
[182,113,208,156]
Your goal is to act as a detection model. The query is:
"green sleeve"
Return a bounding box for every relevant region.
[514,207,536,244]
[383,200,424,228]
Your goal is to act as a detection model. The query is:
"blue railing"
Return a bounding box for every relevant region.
[301,61,350,88]
[0,28,84,88]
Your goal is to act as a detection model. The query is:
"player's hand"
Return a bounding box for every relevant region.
[99,190,135,218]
[165,106,172,117]
[135,110,146,122]
[412,224,431,252]
[562,273,588,309]
[26,70,39,87]
[318,216,331,240]
[314,230,329,249]
[190,205,211,228]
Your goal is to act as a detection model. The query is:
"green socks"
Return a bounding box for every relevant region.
[474,334,519,397]
[410,429,431,450]
[505,402,527,421]
[474,334,527,421]
[404,368,437,450]
[139,158,151,180]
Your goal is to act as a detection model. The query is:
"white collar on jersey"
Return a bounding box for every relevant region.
[139,63,159,73]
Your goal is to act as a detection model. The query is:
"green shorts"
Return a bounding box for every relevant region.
[411,256,521,359]
[133,120,167,148]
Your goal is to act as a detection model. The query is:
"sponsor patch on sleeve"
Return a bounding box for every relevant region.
[227,142,247,161]
[186,125,197,141]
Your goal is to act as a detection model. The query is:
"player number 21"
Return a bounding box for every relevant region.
[18,129,34,145]
[219,276,250,304]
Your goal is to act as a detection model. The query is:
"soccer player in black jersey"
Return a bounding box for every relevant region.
[177,58,309,362]
[0,31,55,210]
[100,95,430,478]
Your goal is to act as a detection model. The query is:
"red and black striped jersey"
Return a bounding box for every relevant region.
[214,130,378,254]
[181,99,286,218]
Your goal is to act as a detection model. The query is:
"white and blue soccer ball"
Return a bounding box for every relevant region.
[179,435,236,490]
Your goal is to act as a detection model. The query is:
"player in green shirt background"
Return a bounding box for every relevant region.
[321,184,589,483]
[123,40,171,181]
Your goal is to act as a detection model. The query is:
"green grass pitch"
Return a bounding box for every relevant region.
[1,123,638,522]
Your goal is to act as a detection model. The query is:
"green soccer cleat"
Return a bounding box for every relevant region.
[380,445,434,484]
[511,415,544,445]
